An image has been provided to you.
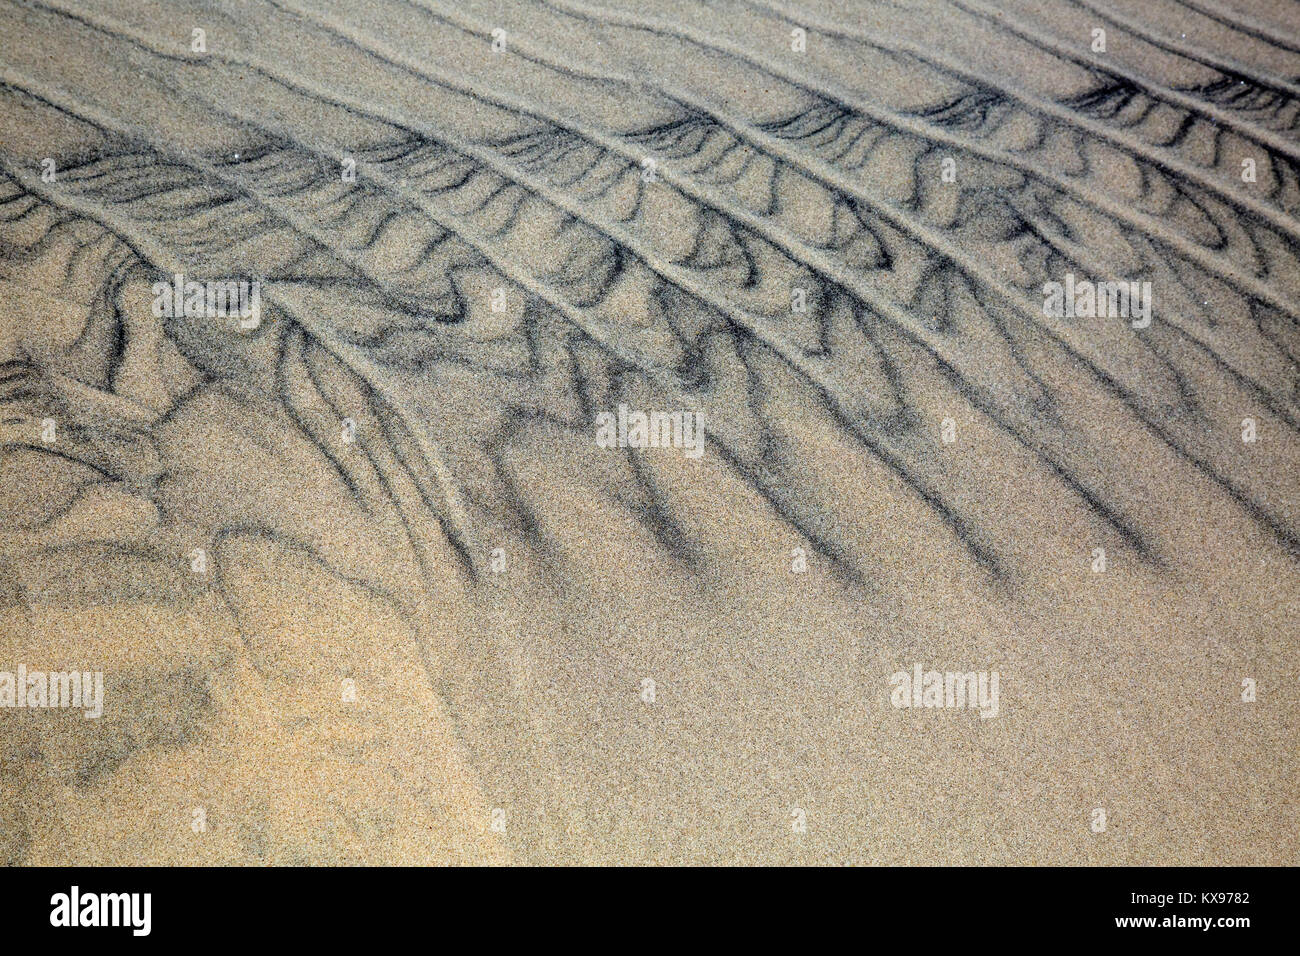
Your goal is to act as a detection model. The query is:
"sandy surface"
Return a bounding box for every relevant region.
[1,0,1297,864]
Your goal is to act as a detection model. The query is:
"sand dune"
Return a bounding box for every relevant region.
[1,0,1297,864]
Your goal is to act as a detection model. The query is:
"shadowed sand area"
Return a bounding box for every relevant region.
[0,0,1297,864]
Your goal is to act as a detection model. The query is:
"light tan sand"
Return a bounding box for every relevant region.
[0,0,1297,864]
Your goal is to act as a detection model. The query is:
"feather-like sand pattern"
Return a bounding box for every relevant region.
[0,0,1296,865]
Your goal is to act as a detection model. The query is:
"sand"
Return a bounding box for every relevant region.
[0,0,1297,864]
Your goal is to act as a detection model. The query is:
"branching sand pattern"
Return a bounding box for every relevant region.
[0,0,1297,864]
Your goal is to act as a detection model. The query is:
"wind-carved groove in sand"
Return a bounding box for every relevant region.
[1066,0,1300,105]
[17,0,1006,578]
[0,133,484,589]
[536,0,1300,420]
[1166,0,1300,59]
[720,1,1300,413]
[540,0,1300,318]
[3,117,852,584]
[17,0,1300,567]
[261,0,1020,573]
[0,149,539,825]
[950,0,1300,155]
[741,0,1300,234]
[394,0,1176,560]
[7,0,1300,575]
[477,0,1300,553]
[415,0,1300,465]
[286,1,1215,575]
[1,0,1297,869]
